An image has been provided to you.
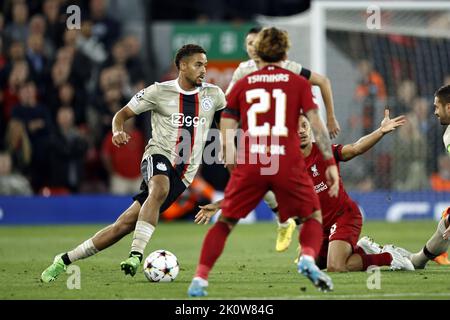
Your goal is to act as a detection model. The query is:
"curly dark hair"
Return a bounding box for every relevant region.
[174,44,206,70]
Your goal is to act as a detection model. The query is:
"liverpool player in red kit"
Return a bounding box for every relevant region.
[295,112,414,272]
[188,27,339,297]
[195,110,415,273]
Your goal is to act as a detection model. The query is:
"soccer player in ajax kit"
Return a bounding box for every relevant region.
[188,27,340,296]
[41,44,226,282]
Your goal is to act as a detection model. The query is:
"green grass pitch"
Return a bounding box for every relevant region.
[1,220,449,300]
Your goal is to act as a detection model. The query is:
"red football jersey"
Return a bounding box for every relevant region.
[223,65,318,167]
[304,143,352,229]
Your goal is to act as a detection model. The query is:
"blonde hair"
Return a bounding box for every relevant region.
[253,27,291,63]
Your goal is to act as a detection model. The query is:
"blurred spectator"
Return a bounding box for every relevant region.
[42,0,65,49]
[354,59,387,135]
[4,118,32,173]
[47,106,88,193]
[28,14,54,58]
[411,96,442,175]
[354,59,387,102]
[2,60,30,122]
[26,33,48,87]
[122,35,146,85]
[62,29,92,86]
[11,81,52,191]
[96,85,128,139]
[392,114,429,191]
[76,20,107,64]
[88,0,121,50]
[0,151,33,195]
[394,79,417,115]
[0,40,27,88]
[4,1,29,45]
[101,117,144,195]
[430,155,450,192]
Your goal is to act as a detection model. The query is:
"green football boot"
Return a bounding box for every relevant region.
[40,254,67,283]
[120,254,141,276]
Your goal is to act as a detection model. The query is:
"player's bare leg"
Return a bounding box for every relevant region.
[326,240,353,272]
[121,175,169,276]
[297,210,333,292]
[40,201,141,283]
[326,239,413,271]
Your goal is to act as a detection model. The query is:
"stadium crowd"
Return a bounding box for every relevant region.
[0,0,148,195]
[1,0,449,198]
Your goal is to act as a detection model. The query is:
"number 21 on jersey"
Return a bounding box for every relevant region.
[246,88,288,137]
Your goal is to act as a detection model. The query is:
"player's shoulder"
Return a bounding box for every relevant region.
[238,59,257,69]
[282,60,303,73]
[201,82,225,96]
[153,79,177,90]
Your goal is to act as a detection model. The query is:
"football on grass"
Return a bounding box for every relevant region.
[143,250,179,282]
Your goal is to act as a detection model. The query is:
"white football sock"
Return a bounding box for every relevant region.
[278,219,291,228]
[131,221,155,255]
[67,238,99,263]
[264,191,278,210]
[411,219,450,269]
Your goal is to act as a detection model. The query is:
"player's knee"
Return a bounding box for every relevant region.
[148,185,170,204]
[305,210,322,224]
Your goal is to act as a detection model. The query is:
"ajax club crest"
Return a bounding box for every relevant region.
[201,96,213,112]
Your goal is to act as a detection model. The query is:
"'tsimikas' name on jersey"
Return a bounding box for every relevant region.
[250,143,285,155]
[247,73,290,84]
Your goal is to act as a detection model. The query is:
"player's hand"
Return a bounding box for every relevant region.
[325,164,339,197]
[443,223,450,240]
[194,203,221,224]
[380,108,406,134]
[112,131,130,147]
[327,117,341,139]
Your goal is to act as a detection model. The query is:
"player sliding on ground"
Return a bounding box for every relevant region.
[197,109,415,273]
[359,85,450,268]
[188,27,340,297]
[41,44,226,282]
[227,27,341,253]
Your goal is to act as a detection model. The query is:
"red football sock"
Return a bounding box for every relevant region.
[299,218,323,259]
[353,246,365,255]
[195,221,231,280]
[357,252,392,270]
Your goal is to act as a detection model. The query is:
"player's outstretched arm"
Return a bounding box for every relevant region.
[309,71,340,139]
[341,108,406,161]
[194,200,223,224]
[305,109,339,197]
[112,106,135,147]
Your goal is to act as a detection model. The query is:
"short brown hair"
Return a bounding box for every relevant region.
[174,44,206,70]
[435,85,450,105]
[253,27,291,63]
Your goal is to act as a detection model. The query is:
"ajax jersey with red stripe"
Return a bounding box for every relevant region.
[127,79,226,186]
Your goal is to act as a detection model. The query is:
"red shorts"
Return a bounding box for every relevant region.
[221,163,321,222]
[318,199,363,260]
